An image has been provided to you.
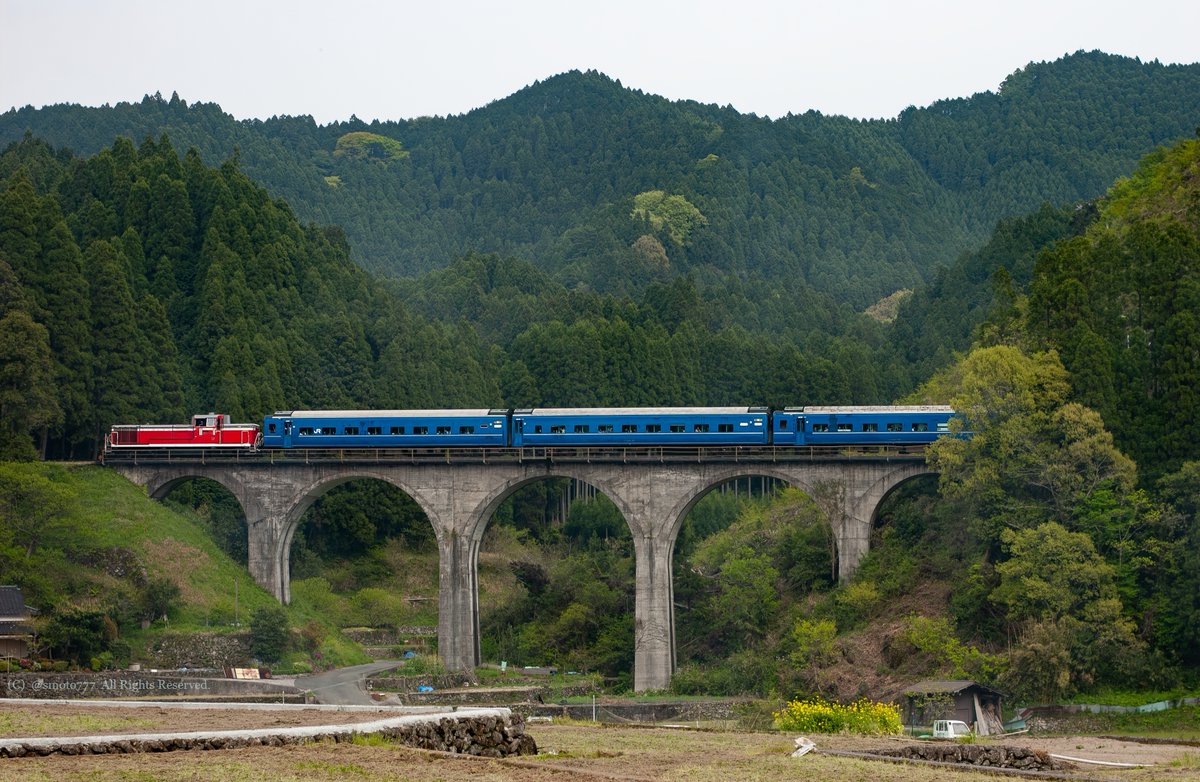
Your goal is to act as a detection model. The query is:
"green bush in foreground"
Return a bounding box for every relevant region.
[774,696,903,735]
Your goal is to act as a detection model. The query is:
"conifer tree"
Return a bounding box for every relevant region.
[85,239,146,440]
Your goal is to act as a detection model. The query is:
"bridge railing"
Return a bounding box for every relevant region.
[100,444,929,465]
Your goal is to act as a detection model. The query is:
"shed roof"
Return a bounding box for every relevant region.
[904,680,1002,698]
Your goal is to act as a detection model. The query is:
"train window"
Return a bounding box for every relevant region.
[813,423,829,432]
[622,424,637,433]
[460,426,475,434]
[299,427,314,435]
[390,426,405,435]
[551,425,565,434]
[574,424,590,433]
[413,426,428,435]
[534,425,543,433]
[694,424,710,433]
[718,424,733,433]
[863,423,878,432]
[436,426,451,435]
[367,427,382,435]
[670,424,685,433]
[599,424,614,433]
[344,426,359,435]
[269,423,277,433]
[838,423,853,432]
[647,424,662,433]
[911,423,929,432]
[887,423,902,432]
[778,420,788,429]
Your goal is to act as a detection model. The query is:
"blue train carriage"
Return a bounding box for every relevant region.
[510,407,770,447]
[792,405,956,445]
[777,402,955,446]
[261,409,510,448]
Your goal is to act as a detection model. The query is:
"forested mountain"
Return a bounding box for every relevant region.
[0,134,911,458]
[1025,137,1200,480]
[3,51,1198,307]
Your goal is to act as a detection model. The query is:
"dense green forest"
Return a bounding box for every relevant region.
[2,53,1199,703]
[3,51,1199,307]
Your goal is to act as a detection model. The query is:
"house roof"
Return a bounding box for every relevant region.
[0,586,30,619]
[0,620,33,637]
[904,680,1003,698]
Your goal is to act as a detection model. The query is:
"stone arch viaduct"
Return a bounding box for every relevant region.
[108,452,933,691]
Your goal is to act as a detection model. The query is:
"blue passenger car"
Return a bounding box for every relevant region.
[262,409,510,448]
[511,407,770,447]
[791,406,954,445]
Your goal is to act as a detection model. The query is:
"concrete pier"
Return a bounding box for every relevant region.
[111,453,932,691]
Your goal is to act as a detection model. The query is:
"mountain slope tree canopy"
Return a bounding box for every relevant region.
[3,52,1198,308]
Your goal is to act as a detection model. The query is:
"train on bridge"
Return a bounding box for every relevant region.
[107,406,959,452]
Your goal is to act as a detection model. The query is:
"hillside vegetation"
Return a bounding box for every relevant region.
[0,462,365,670]
[3,52,1199,307]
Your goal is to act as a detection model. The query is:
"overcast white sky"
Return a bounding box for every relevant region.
[2,0,1197,124]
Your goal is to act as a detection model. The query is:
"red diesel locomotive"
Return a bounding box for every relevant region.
[107,413,261,449]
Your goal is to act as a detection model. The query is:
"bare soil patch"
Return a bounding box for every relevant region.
[0,702,401,738]
[1,703,1199,781]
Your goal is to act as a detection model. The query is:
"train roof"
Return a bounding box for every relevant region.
[516,407,767,416]
[789,405,954,413]
[269,409,503,418]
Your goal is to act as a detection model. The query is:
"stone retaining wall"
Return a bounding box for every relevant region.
[872,743,1068,771]
[142,632,252,669]
[366,674,476,693]
[342,628,437,645]
[0,710,536,759]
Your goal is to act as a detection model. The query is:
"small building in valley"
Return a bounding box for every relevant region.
[0,586,35,660]
[901,679,1005,735]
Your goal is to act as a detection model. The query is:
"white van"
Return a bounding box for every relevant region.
[932,719,972,738]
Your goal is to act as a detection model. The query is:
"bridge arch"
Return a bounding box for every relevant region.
[271,469,448,605]
[107,456,936,691]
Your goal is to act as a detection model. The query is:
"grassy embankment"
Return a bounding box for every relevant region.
[15,463,368,671]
